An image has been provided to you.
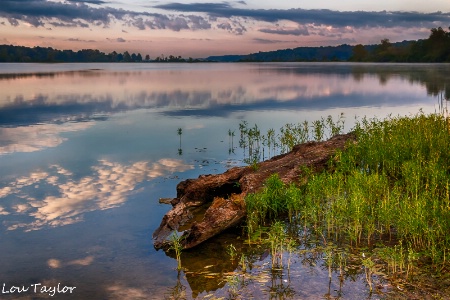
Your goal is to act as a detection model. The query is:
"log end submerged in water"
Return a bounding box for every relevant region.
[152,133,355,250]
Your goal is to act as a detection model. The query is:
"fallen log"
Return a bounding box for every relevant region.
[153,133,355,250]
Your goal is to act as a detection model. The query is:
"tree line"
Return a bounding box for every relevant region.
[0,45,202,63]
[0,46,151,62]
[235,27,450,63]
[153,54,200,62]
[1,27,449,63]
[349,27,450,62]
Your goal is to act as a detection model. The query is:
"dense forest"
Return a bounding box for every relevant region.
[1,27,449,63]
[212,27,450,63]
[0,46,149,63]
[349,27,450,62]
[0,46,200,63]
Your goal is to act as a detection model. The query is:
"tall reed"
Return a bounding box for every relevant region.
[236,114,345,166]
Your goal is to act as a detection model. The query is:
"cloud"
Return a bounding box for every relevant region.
[1,0,449,36]
[216,18,246,35]
[187,15,211,30]
[144,15,190,31]
[155,3,232,14]
[49,20,90,28]
[106,36,138,43]
[0,0,214,32]
[67,38,96,42]
[253,38,285,44]
[127,13,212,31]
[2,159,194,231]
[0,0,151,28]
[217,22,232,31]
[155,3,450,29]
[260,25,309,36]
[7,17,19,26]
[65,0,107,4]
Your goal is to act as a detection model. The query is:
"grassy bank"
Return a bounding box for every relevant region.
[243,111,450,295]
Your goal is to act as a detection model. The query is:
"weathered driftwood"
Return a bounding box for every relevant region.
[153,133,355,250]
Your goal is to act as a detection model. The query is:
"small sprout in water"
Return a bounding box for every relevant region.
[177,127,183,155]
[170,231,184,271]
[227,244,237,261]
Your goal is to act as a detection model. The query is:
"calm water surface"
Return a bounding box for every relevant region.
[0,63,448,299]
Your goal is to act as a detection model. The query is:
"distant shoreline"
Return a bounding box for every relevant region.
[1,27,450,63]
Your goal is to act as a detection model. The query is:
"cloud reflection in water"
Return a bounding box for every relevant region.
[47,256,95,269]
[0,121,95,154]
[1,159,193,231]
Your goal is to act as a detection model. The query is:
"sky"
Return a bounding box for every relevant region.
[0,0,449,58]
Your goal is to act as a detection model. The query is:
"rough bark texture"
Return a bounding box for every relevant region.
[153,133,355,250]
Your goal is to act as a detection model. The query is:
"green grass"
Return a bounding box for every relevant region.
[169,231,184,271]
[243,111,450,282]
[236,113,345,166]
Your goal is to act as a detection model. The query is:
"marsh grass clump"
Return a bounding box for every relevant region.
[267,221,287,268]
[236,114,345,166]
[243,111,450,288]
[345,113,450,254]
[245,174,290,240]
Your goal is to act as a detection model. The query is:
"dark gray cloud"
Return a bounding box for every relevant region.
[49,20,90,28]
[187,15,211,30]
[1,0,136,27]
[154,2,450,29]
[7,17,19,26]
[260,26,309,36]
[217,22,232,31]
[253,38,285,44]
[216,20,245,35]
[0,0,213,31]
[128,13,211,31]
[106,37,126,42]
[144,15,190,31]
[155,3,232,14]
[129,17,146,30]
[65,0,107,4]
[3,0,448,36]
[67,38,96,42]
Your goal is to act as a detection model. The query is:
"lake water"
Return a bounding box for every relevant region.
[0,62,448,299]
